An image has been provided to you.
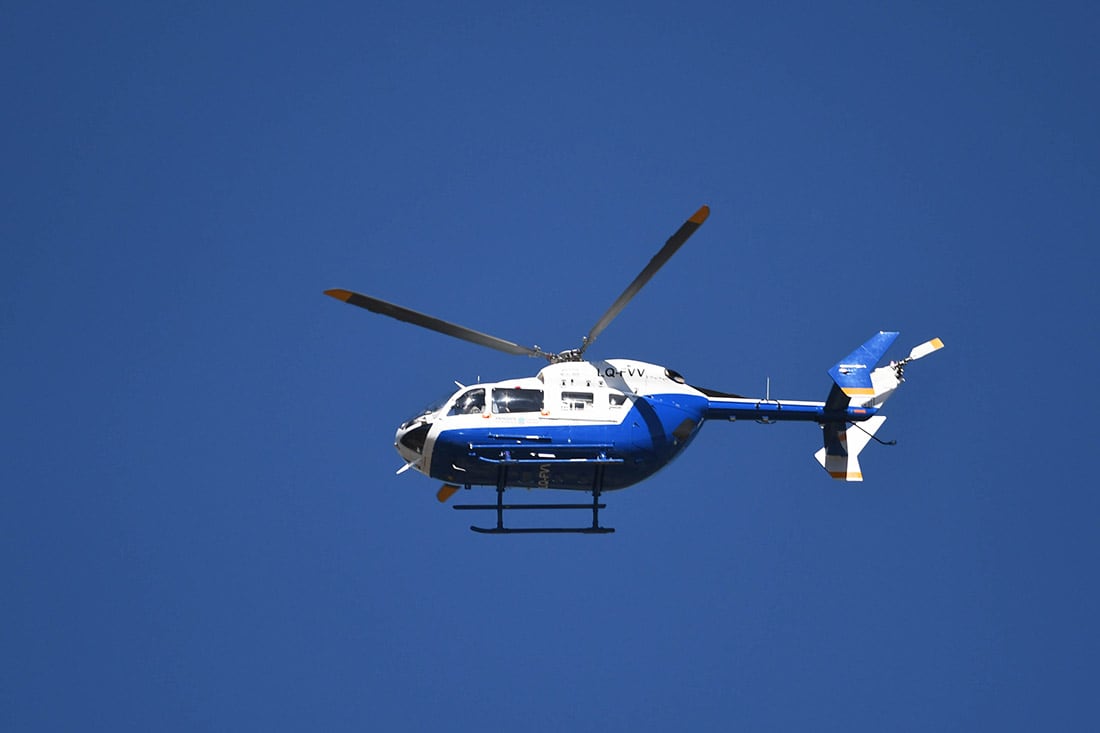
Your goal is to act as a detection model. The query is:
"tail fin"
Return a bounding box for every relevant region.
[825,331,899,407]
[818,333,944,480]
[826,333,944,410]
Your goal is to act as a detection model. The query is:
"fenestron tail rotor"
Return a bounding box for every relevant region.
[324,205,710,362]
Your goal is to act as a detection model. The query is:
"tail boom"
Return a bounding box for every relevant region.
[696,331,942,482]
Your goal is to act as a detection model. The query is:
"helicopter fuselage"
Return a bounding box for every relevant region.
[394,359,851,491]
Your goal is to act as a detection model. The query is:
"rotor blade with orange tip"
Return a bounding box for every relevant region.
[324,289,549,360]
[906,337,945,362]
[580,205,710,355]
[436,484,460,503]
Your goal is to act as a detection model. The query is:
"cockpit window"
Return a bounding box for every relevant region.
[448,388,485,415]
[492,388,544,414]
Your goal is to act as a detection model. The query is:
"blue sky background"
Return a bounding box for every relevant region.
[4,2,1099,730]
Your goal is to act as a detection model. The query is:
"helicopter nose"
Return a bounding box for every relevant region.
[396,420,431,457]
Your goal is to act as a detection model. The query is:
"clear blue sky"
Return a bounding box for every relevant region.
[4,2,1098,730]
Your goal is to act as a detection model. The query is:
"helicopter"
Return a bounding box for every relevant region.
[325,205,943,534]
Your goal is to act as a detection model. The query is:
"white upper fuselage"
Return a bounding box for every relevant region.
[395,359,696,458]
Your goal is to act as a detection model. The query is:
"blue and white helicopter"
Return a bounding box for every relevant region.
[326,206,942,534]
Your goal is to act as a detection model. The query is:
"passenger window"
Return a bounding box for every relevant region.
[492,388,544,413]
[448,388,485,415]
[561,391,594,411]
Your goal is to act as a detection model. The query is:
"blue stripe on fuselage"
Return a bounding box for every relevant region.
[427,393,709,491]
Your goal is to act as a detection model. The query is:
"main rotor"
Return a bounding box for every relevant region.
[325,205,710,363]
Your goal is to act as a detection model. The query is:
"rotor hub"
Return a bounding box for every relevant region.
[549,348,584,364]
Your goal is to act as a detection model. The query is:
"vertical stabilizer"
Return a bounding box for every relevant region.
[826,331,899,402]
[814,415,887,481]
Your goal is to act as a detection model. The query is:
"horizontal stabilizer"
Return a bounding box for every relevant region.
[814,415,886,481]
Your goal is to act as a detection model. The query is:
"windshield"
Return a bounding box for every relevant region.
[419,393,451,416]
[400,390,455,428]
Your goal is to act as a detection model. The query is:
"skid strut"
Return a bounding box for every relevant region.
[452,458,614,534]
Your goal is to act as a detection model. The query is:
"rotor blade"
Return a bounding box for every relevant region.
[325,289,547,359]
[580,205,710,355]
[906,337,944,362]
[436,484,461,503]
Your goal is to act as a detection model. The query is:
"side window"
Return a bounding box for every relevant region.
[492,388,544,414]
[448,388,485,415]
[561,391,594,411]
[609,392,628,408]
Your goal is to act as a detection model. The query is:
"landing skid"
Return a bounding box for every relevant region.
[454,494,614,534]
[452,462,614,534]
[470,527,614,535]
